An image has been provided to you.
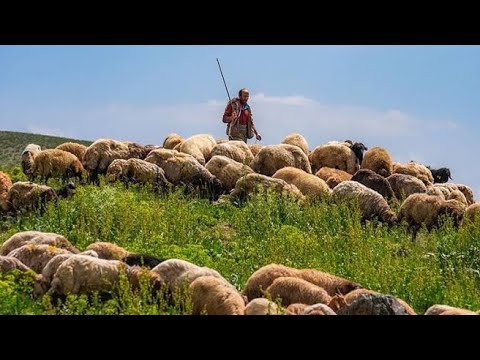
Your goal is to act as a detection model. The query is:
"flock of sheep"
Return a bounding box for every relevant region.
[0,132,480,314]
[0,230,478,315]
[1,132,479,239]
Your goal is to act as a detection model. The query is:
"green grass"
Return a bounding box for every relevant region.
[0,130,92,170]
[1,171,479,315]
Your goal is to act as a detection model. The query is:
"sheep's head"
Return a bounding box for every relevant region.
[337,282,363,295]
[351,142,368,164]
[440,200,465,228]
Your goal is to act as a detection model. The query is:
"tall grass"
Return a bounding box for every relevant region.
[1,180,480,314]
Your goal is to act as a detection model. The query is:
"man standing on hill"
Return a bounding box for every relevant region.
[223,88,262,143]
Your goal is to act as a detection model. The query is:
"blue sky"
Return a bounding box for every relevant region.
[1,45,479,196]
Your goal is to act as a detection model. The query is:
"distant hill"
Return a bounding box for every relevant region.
[0,130,92,169]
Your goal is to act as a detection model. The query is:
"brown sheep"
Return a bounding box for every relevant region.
[351,169,396,200]
[447,189,468,208]
[86,242,131,260]
[424,304,477,315]
[361,147,393,177]
[0,171,13,212]
[106,158,170,192]
[304,303,337,315]
[387,173,427,200]
[248,144,263,157]
[286,303,308,315]
[125,265,165,293]
[177,134,217,165]
[21,144,41,180]
[332,181,397,225]
[244,263,361,300]
[397,193,465,239]
[309,142,367,174]
[151,258,201,294]
[7,244,72,273]
[205,155,254,191]
[272,167,332,201]
[189,276,246,315]
[5,182,75,214]
[244,298,282,315]
[456,184,474,205]
[265,277,332,307]
[250,144,312,176]
[210,141,254,165]
[55,142,88,162]
[49,256,127,296]
[32,149,85,184]
[0,256,32,273]
[464,203,480,222]
[83,139,150,185]
[230,173,305,204]
[281,133,310,156]
[0,230,79,256]
[162,133,184,150]
[315,167,352,185]
[145,149,223,200]
[426,185,446,200]
[392,162,433,185]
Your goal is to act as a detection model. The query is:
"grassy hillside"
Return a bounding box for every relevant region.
[0,130,92,169]
[0,178,479,315]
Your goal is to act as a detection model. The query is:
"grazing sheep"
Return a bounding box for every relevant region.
[210,141,254,165]
[315,167,352,184]
[177,134,216,165]
[83,139,150,185]
[244,298,282,315]
[281,133,310,155]
[0,171,13,212]
[0,230,79,256]
[464,203,480,222]
[427,167,452,184]
[8,244,72,273]
[325,177,344,189]
[332,181,397,225]
[0,256,32,273]
[250,144,312,176]
[248,144,263,157]
[351,169,396,200]
[336,293,412,315]
[145,149,224,200]
[34,251,100,297]
[55,142,88,162]
[126,266,165,293]
[397,193,465,239]
[21,144,41,180]
[328,288,416,315]
[266,277,332,307]
[286,303,308,315]
[426,185,446,200]
[176,267,233,291]
[392,162,433,185]
[162,133,184,150]
[230,173,305,204]
[151,258,201,293]
[189,276,246,315]
[49,256,127,296]
[106,158,170,192]
[456,184,475,205]
[304,303,337,315]
[32,149,85,183]
[387,173,427,200]
[121,254,165,269]
[424,304,477,315]
[5,181,76,214]
[447,189,468,208]
[361,147,393,177]
[272,167,332,201]
[309,142,367,175]
[205,155,254,191]
[244,264,361,301]
[86,242,130,260]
